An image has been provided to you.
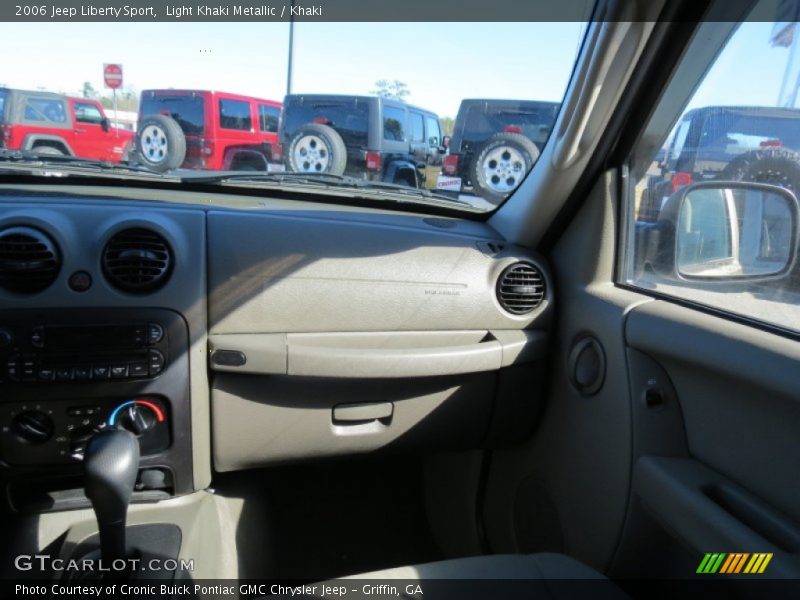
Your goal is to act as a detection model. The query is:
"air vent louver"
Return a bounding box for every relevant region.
[102,228,172,293]
[0,226,61,294]
[496,262,545,314]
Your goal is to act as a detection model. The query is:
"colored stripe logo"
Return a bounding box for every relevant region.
[697,553,773,574]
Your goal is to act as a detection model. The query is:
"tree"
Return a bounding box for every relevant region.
[439,116,455,136]
[372,79,410,102]
[82,81,99,99]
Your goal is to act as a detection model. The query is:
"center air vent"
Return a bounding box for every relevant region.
[102,228,173,293]
[496,262,545,315]
[0,226,61,294]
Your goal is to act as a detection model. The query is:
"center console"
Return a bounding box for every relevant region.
[0,308,193,512]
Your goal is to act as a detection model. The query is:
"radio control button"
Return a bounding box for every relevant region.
[130,362,148,377]
[37,368,54,381]
[74,367,92,381]
[92,365,110,379]
[55,368,73,381]
[149,350,165,376]
[30,328,44,348]
[133,325,147,345]
[110,364,129,379]
[147,323,164,344]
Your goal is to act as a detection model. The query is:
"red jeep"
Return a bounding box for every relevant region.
[0,88,134,162]
[136,89,283,172]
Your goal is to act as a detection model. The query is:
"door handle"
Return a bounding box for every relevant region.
[75,128,86,134]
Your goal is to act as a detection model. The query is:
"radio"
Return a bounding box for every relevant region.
[0,322,167,384]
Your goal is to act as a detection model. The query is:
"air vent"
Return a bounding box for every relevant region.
[102,228,173,293]
[0,226,61,294]
[496,262,545,314]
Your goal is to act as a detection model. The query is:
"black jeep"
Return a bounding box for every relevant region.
[639,105,800,222]
[279,94,444,187]
[439,99,560,202]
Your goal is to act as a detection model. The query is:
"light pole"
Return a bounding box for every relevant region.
[286,0,295,96]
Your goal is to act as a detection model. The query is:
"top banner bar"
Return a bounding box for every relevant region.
[2,0,797,22]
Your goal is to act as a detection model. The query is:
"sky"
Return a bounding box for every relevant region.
[0,20,796,118]
[0,22,585,117]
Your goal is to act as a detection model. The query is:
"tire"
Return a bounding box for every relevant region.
[32,145,65,156]
[470,132,539,202]
[286,123,347,175]
[136,114,186,172]
[718,147,800,194]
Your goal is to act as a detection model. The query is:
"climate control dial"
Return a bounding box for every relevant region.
[109,399,165,436]
[11,410,54,444]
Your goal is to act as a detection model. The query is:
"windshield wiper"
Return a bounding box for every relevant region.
[184,171,476,209]
[0,149,167,176]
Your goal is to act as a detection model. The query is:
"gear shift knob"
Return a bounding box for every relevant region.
[84,429,140,564]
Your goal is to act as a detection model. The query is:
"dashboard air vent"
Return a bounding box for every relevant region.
[0,226,61,293]
[102,228,173,293]
[496,262,545,314]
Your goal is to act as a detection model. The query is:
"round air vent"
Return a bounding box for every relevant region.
[0,226,61,294]
[102,228,173,293]
[496,262,545,315]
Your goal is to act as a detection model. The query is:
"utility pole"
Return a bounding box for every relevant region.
[286,0,295,96]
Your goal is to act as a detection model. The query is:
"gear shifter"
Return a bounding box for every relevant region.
[84,430,140,565]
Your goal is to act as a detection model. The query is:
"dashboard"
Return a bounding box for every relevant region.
[0,185,553,512]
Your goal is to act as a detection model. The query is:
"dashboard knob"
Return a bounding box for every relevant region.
[11,410,54,444]
[115,403,157,435]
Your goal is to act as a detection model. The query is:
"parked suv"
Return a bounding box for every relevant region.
[638,105,800,222]
[438,99,560,202]
[136,89,283,172]
[280,94,444,187]
[0,87,134,162]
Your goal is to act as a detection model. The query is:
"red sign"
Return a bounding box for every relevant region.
[103,63,123,90]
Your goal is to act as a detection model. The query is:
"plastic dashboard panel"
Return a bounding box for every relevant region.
[0,190,553,476]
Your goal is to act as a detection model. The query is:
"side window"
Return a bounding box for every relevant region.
[74,102,104,125]
[623,18,800,333]
[219,99,252,130]
[383,106,406,141]
[258,104,280,133]
[24,98,66,123]
[409,112,424,143]
[425,115,441,146]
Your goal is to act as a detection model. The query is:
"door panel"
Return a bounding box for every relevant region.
[625,301,800,524]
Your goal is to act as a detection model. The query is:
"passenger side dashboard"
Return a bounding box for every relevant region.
[0,188,553,510]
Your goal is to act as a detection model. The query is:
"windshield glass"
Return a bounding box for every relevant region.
[2,19,587,212]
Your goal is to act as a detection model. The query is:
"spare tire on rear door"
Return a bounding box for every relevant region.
[286,123,347,175]
[471,132,540,203]
[718,147,800,194]
[136,114,186,172]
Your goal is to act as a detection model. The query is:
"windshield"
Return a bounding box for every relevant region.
[2,18,587,213]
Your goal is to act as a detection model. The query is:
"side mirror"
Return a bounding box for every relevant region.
[101,117,111,132]
[672,182,798,281]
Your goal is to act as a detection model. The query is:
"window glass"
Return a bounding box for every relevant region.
[25,98,66,123]
[383,106,405,141]
[219,98,252,130]
[624,17,800,332]
[425,115,441,146]
[74,102,104,124]
[0,90,7,119]
[140,94,205,136]
[409,112,424,142]
[259,104,280,132]
[2,20,587,212]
